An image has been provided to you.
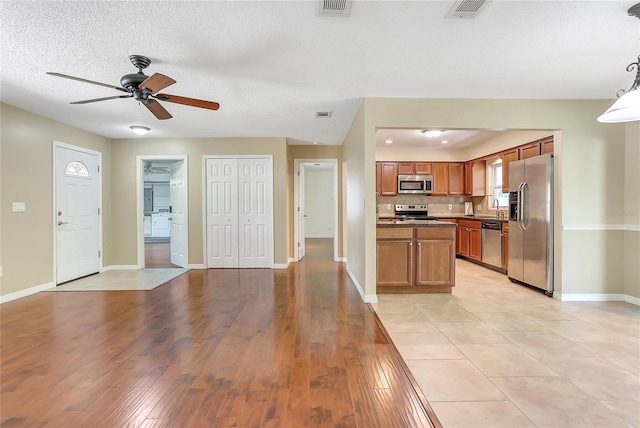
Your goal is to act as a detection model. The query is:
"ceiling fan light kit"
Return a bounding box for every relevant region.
[422,130,444,138]
[597,2,640,123]
[47,55,220,121]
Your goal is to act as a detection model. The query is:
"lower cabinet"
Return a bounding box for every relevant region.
[377,225,456,292]
[502,222,509,271]
[457,219,482,261]
[415,228,455,286]
[376,228,413,286]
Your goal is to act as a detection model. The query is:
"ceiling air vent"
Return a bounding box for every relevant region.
[445,0,490,19]
[316,111,332,118]
[318,0,352,17]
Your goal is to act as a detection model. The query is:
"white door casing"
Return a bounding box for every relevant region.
[136,155,188,269]
[55,144,100,284]
[297,164,306,260]
[205,156,273,268]
[170,160,187,267]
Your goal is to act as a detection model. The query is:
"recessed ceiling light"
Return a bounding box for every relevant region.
[130,126,150,135]
[312,142,319,145]
[385,140,393,144]
[441,140,449,144]
[422,130,443,138]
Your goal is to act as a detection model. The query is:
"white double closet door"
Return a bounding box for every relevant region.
[206,157,273,268]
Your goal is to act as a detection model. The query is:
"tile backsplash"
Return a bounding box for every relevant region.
[378,195,488,216]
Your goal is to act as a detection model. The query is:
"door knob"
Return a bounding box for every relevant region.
[57,221,69,226]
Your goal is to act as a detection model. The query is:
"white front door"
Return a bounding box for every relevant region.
[297,164,306,260]
[206,158,239,268]
[237,158,273,268]
[55,145,100,284]
[170,160,187,267]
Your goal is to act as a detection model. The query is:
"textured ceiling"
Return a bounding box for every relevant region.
[1,1,638,145]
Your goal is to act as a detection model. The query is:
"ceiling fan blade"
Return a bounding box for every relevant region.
[70,95,133,104]
[47,72,129,93]
[144,99,172,120]
[139,73,176,93]
[155,93,220,111]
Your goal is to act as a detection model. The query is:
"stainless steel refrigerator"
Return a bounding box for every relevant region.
[508,154,553,295]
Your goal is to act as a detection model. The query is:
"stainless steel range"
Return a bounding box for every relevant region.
[394,204,438,221]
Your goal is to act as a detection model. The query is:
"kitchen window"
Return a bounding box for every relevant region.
[490,163,509,209]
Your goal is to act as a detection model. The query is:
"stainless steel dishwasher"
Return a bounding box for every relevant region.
[481,220,502,268]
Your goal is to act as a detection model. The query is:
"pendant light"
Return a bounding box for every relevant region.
[597,3,640,123]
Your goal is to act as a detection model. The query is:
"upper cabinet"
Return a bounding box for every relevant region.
[432,163,449,195]
[468,160,486,196]
[500,136,554,192]
[500,149,519,193]
[398,162,432,175]
[447,162,465,195]
[379,162,398,196]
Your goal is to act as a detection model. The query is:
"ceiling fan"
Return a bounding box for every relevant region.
[47,55,220,120]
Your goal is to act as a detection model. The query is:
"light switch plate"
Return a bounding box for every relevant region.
[448,204,453,210]
[12,202,26,212]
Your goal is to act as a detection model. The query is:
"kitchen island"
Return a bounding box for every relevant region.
[377,220,456,293]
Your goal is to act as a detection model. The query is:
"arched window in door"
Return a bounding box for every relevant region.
[65,161,90,178]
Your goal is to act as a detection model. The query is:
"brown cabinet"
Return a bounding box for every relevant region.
[378,162,398,196]
[500,149,518,193]
[448,162,465,195]
[432,162,449,195]
[466,160,486,196]
[457,219,482,261]
[377,225,456,292]
[415,227,455,287]
[376,162,382,195]
[519,142,541,159]
[501,222,509,271]
[397,162,432,175]
[540,137,554,155]
[376,227,413,286]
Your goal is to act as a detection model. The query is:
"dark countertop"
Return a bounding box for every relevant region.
[432,215,508,223]
[377,220,457,227]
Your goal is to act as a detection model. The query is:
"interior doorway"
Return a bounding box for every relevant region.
[136,155,189,269]
[293,159,338,262]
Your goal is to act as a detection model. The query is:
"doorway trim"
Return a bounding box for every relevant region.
[293,158,339,262]
[136,155,189,269]
[52,140,103,284]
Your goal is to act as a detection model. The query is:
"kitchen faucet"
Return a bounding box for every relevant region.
[493,198,500,219]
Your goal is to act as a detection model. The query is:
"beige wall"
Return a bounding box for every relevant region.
[343,102,373,300]
[624,121,640,299]
[287,144,344,259]
[110,137,288,266]
[1,103,112,297]
[343,98,630,299]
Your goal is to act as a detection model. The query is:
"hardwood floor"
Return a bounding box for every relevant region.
[0,239,440,427]
[145,242,180,268]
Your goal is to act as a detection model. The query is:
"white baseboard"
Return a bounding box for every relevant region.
[273,262,290,269]
[345,264,378,303]
[1,281,55,304]
[556,292,639,306]
[625,294,640,306]
[101,265,139,272]
[188,264,205,269]
[335,257,346,263]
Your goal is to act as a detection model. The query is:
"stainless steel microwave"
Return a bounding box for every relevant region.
[398,174,433,194]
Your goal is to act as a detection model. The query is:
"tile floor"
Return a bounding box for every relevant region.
[50,268,187,291]
[372,259,640,428]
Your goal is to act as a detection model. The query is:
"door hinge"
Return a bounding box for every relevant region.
[97,166,100,173]
[98,208,100,215]
[297,242,300,247]
[98,251,101,257]
[297,171,300,176]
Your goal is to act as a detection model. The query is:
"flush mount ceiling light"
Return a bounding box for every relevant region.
[385,139,393,144]
[597,3,640,123]
[422,130,444,138]
[441,140,449,144]
[130,125,150,135]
